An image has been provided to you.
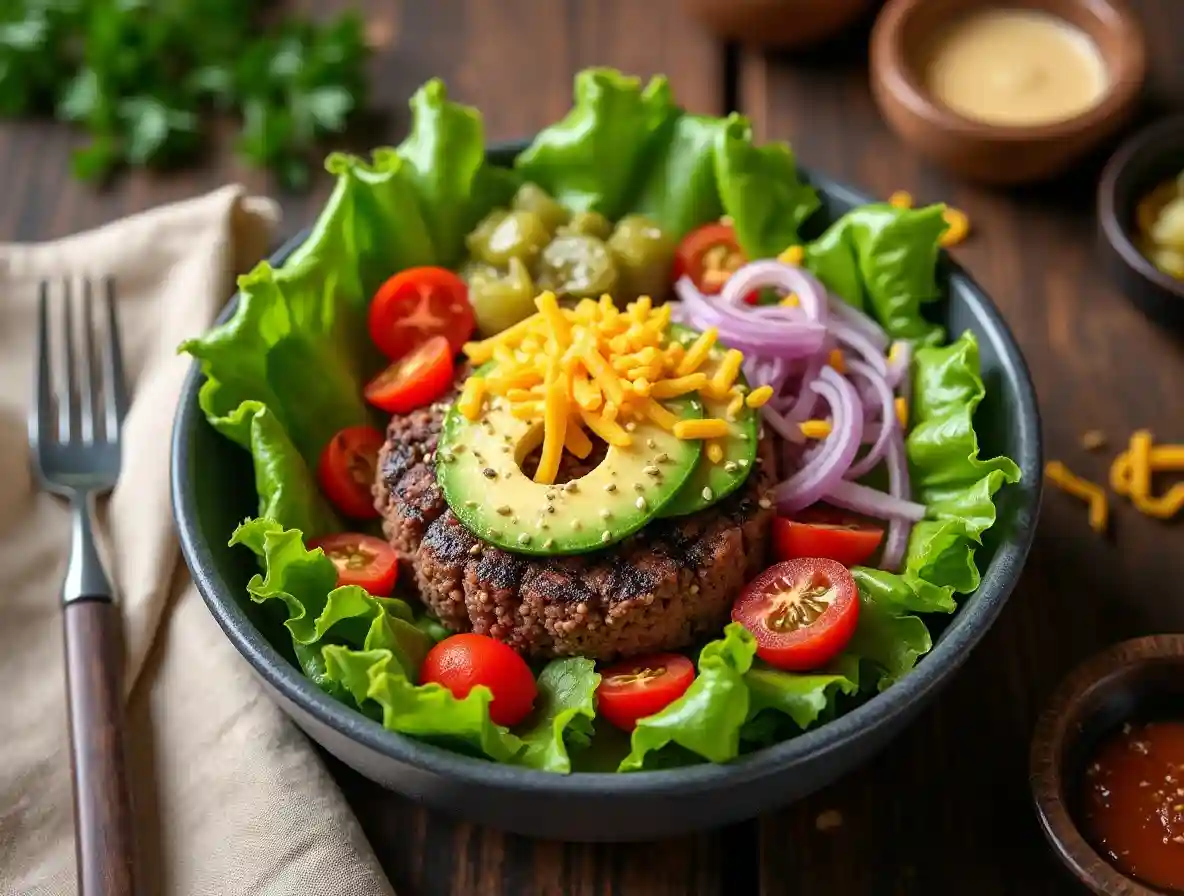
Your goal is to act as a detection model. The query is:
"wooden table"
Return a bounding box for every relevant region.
[4,1,1184,892]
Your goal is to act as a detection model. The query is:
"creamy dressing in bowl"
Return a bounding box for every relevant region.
[923,8,1109,127]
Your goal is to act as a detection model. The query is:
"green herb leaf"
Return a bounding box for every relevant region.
[0,1,371,187]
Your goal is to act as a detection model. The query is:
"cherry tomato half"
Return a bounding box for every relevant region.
[732,558,860,672]
[364,335,455,414]
[368,266,474,361]
[673,221,759,304]
[316,425,384,519]
[420,633,538,727]
[773,508,884,568]
[309,533,399,597]
[596,652,696,732]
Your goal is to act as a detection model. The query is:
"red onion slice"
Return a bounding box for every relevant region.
[831,320,889,377]
[720,259,828,325]
[674,277,827,359]
[885,340,912,391]
[823,478,926,522]
[760,404,800,443]
[880,430,915,572]
[844,359,897,480]
[778,351,827,444]
[827,293,890,352]
[773,367,864,512]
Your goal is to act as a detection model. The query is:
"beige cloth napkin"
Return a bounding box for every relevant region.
[0,187,396,896]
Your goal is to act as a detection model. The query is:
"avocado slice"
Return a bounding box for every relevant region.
[658,326,759,518]
[437,390,702,556]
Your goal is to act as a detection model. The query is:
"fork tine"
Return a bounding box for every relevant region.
[79,278,96,444]
[32,281,53,448]
[60,278,78,443]
[102,277,127,438]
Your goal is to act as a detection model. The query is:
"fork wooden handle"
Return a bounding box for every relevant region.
[64,598,137,896]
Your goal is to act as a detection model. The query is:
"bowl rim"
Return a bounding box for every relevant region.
[870,0,1148,144]
[1098,115,1184,303]
[1029,635,1184,895]
[171,146,1044,795]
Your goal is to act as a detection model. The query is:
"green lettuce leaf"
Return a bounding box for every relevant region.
[714,114,820,260]
[181,255,374,466]
[619,623,756,771]
[232,518,525,762]
[181,81,506,515]
[220,401,341,538]
[394,79,514,266]
[327,648,523,762]
[745,656,860,728]
[514,68,678,219]
[632,112,727,238]
[845,330,1020,687]
[513,658,600,773]
[844,600,933,687]
[804,203,948,341]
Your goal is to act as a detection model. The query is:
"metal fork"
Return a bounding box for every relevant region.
[30,277,137,896]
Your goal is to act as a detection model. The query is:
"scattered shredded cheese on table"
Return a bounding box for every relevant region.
[1046,429,1184,533]
[1045,461,1109,533]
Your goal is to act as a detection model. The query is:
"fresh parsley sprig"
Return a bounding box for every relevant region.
[0,0,370,189]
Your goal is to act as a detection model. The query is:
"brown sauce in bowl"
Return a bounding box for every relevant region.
[1079,718,1184,891]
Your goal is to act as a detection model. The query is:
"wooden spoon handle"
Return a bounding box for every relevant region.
[64,598,137,896]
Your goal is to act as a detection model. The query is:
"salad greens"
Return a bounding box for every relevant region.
[181,68,1020,773]
[805,203,949,343]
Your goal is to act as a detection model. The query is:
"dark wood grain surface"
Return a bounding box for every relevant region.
[5,0,1184,893]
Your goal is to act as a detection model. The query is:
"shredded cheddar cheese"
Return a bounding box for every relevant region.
[1045,461,1109,533]
[827,348,846,374]
[459,292,777,483]
[641,397,679,431]
[888,190,914,209]
[457,377,486,421]
[940,206,970,247]
[800,419,832,440]
[564,414,593,459]
[778,245,804,266]
[895,397,909,429]
[708,349,744,399]
[677,328,718,377]
[1109,430,1184,519]
[746,385,774,409]
[673,418,730,440]
[650,373,708,399]
[726,389,746,421]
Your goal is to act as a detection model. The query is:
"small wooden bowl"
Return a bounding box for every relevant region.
[680,0,878,49]
[869,0,1147,185]
[1098,116,1184,331]
[1030,635,1184,895]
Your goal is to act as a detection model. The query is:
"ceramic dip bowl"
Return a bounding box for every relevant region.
[870,0,1147,185]
[1098,116,1184,332]
[1030,635,1184,895]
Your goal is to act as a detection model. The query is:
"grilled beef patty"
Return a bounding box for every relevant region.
[373,390,775,661]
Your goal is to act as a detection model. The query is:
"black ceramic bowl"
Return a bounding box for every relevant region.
[1099,116,1184,331]
[171,142,1043,842]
